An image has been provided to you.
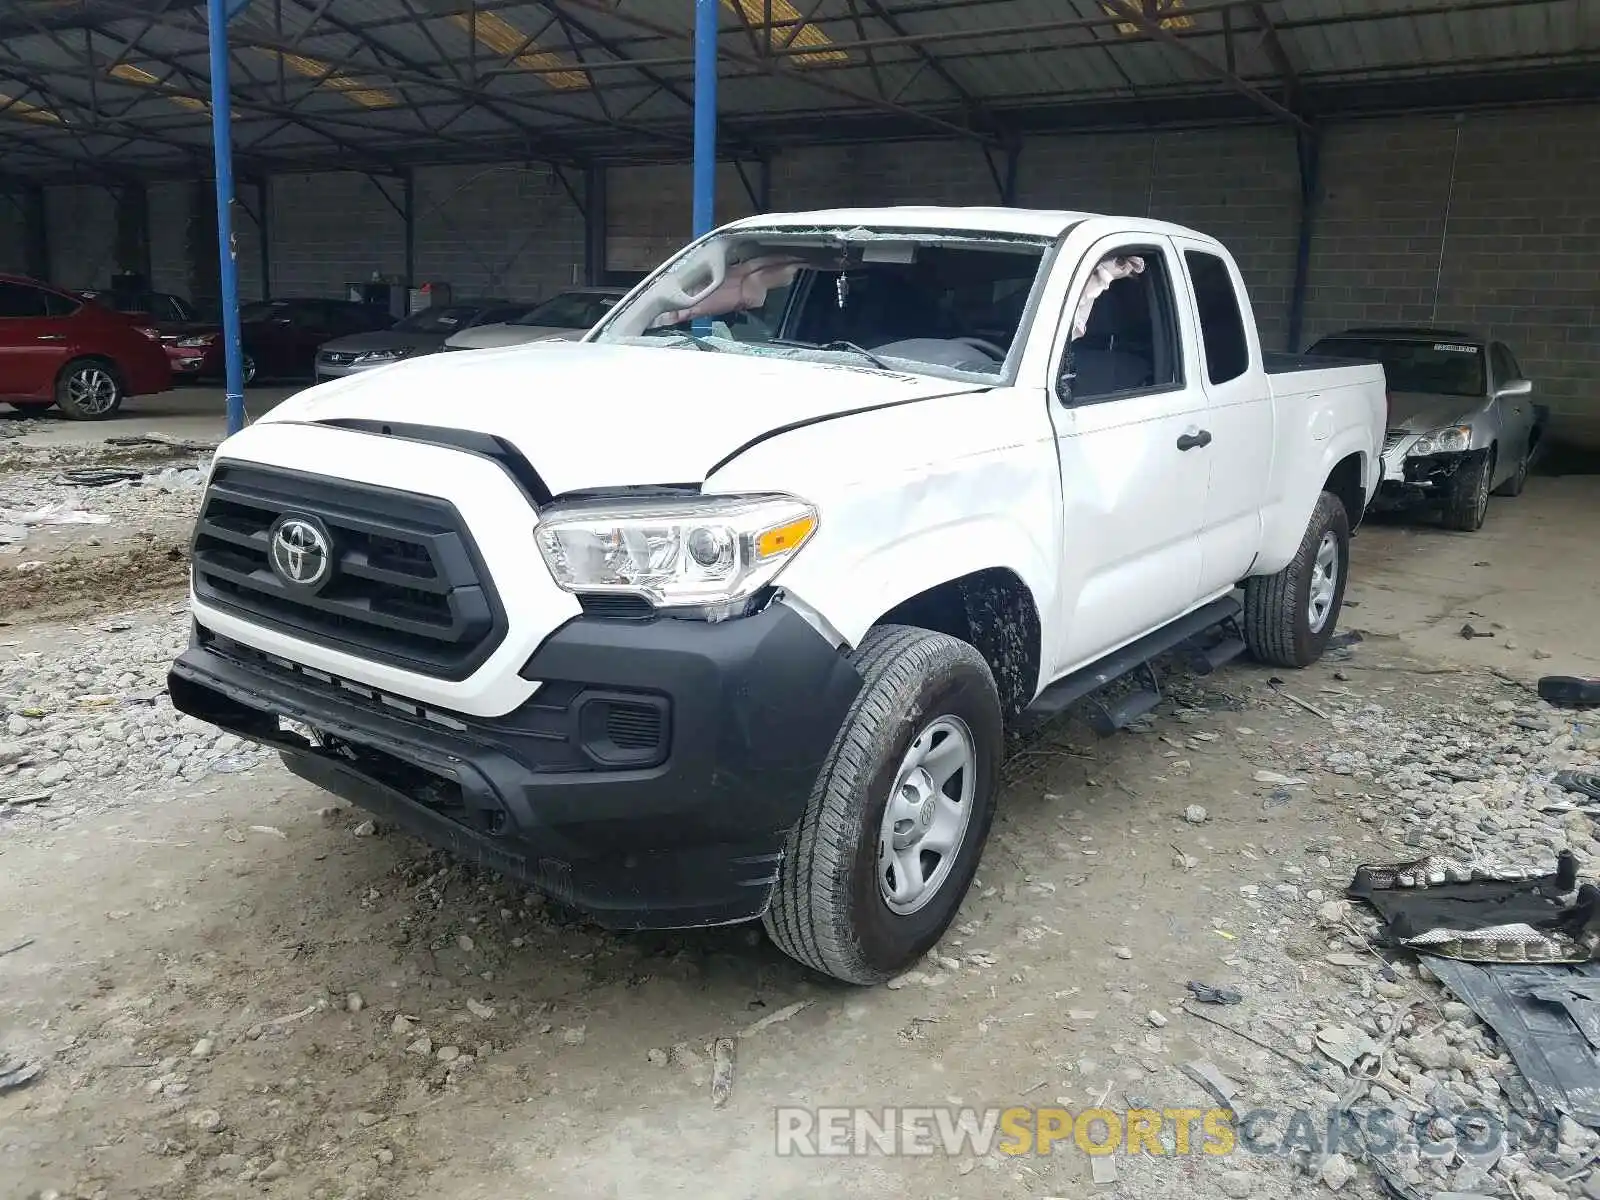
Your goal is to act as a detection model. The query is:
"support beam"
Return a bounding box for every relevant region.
[258,177,271,299]
[23,185,50,281]
[114,181,152,282]
[1249,2,1301,113]
[206,0,247,435]
[1286,127,1320,352]
[1106,0,1310,132]
[692,0,717,239]
[583,162,607,285]
[856,0,1005,136]
[402,167,415,288]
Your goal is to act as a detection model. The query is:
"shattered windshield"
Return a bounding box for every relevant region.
[590,228,1053,383]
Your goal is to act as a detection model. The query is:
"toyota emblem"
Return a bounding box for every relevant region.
[268,515,333,589]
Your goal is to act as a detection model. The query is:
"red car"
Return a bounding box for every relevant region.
[0,275,172,419]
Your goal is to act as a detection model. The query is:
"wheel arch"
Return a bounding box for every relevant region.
[870,567,1042,723]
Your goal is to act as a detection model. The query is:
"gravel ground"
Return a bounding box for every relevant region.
[1,431,1598,1200]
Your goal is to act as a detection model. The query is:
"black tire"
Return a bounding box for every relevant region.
[243,354,257,386]
[53,358,125,420]
[1492,439,1529,497]
[763,625,1003,985]
[1442,448,1494,530]
[1243,490,1351,669]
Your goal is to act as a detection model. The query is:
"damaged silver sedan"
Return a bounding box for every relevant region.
[1306,327,1548,532]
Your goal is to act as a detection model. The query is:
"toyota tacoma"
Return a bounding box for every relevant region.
[169,207,1386,984]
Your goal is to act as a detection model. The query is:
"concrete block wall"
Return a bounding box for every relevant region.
[412,164,584,301]
[43,184,118,290]
[0,198,28,275]
[29,101,1591,435]
[1301,106,1600,434]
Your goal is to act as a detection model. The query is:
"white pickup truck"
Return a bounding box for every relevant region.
[169,207,1386,984]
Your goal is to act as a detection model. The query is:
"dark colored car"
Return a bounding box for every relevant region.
[0,275,172,419]
[76,289,200,328]
[314,300,525,382]
[168,297,396,384]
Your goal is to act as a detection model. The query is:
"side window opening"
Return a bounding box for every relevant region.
[1184,249,1249,385]
[1066,248,1182,403]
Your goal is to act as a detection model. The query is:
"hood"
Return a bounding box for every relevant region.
[1387,391,1477,432]
[319,330,445,354]
[257,341,985,495]
[443,323,583,350]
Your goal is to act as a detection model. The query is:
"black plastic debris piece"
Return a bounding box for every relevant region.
[1426,957,1600,1128]
[1460,623,1495,639]
[1555,772,1600,802]
[1540,676,1600,709]
[1348,851,1600,963]
[55,466,144,487]
[1185,980,1243,1005]
[1329,630,1365,648]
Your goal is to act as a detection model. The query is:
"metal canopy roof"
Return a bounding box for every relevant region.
[1,0,1596,183]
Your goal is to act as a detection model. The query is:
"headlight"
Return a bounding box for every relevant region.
[1409,425,1472,455]
[355,348,407,364]
[535,494,818,616]
[175,333,218,347]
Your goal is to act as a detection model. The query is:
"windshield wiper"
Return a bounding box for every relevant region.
[770,337,892,370]
[650,330,722,353]
[820,340,891,369]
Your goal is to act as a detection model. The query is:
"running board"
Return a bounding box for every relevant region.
[1024,596,1244,730]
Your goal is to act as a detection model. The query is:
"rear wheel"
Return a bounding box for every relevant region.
[1443,448,1494,531]
[763,625,1003,984]
[54,358,124,420]
[1243,490,1351,668]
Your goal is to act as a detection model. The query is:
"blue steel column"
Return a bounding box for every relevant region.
[207,0,245,435]
[692,0,718,238]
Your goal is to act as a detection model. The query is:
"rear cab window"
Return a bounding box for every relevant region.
[1184,250,1249,385]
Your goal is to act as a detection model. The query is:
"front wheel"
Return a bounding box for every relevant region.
[1442,449,1494,531]
[1243,490,1351,668]
[54,358,124,420]
[763,625,1003,984]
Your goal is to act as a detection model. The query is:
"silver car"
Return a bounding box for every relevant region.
[1306,327,1546,532]
[442,288,626,351]
[315,301,525,382]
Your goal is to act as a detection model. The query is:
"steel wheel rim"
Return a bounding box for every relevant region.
[1308,530,1339,634]
[67,366,117,415]
[877,715,976,916]
[1477,462,1492,517]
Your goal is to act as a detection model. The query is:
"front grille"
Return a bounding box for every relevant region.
[1382,428,1409,454]
[320,351,359,365]
[192,464,505,679]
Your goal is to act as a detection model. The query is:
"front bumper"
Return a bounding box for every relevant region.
[1376,450,1475,507]
[314,358,395,383]
[168,602,862,929]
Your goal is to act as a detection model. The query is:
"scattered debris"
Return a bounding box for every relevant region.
[1253,770,1307,786]
[248,825,287,840]
[1090,1154,1118,1185]
[1460,623,1495,639]
[1540,675,1600,709]
[1274,687,1332,719]
[1184,981,1242,1006]
[0,1053,42,1093]
[1314,1024,1377,1070]
[0,937,35,958]
[1183,804,1208,824]
[739,1000,810,1039]
[1179,1059,1240,1113]
[710,1037,736,1108]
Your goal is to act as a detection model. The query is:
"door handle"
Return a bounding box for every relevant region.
[1176,429,1213,451]
[35,334,65,341]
